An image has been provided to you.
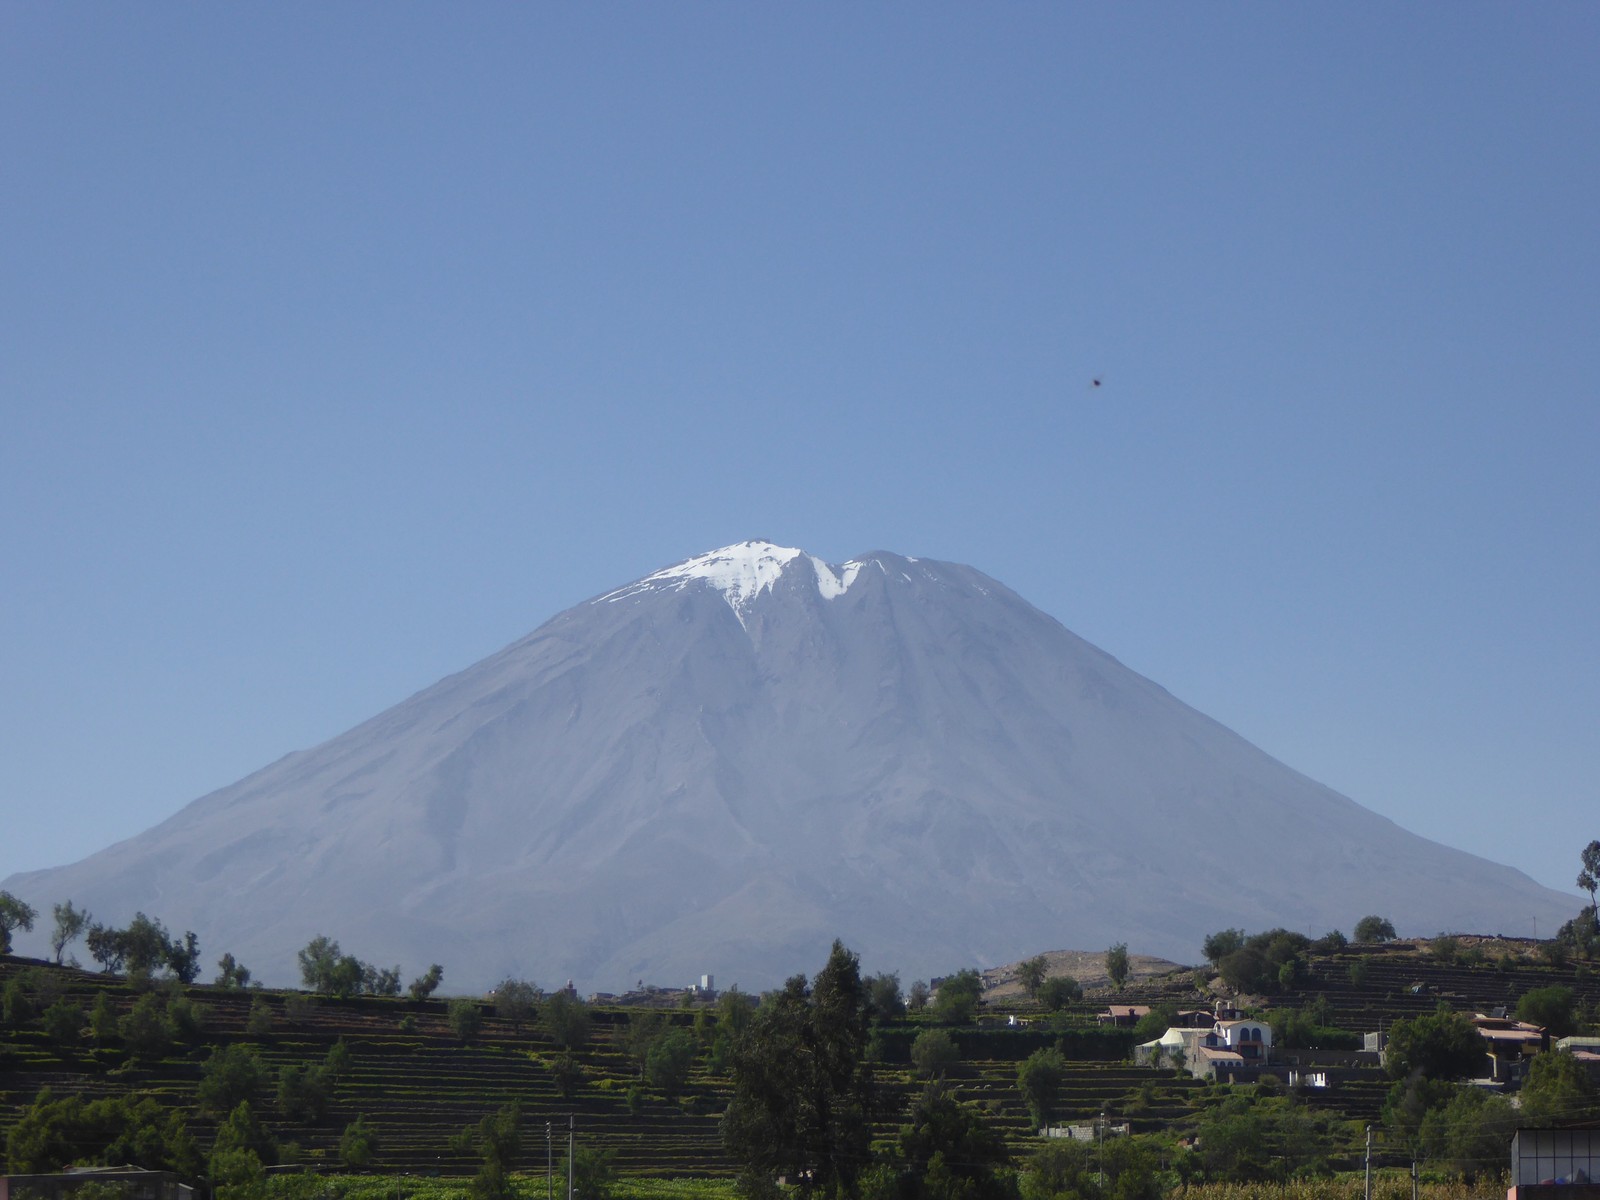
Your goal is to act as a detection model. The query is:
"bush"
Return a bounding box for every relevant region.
[910,1028,960,1078]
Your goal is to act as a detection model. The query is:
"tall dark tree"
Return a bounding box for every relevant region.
[1579,840,1600,934]
[1105,942,1130,989]
[723,940,875,1198]
[0,891,38,955]
[1016,956,1048,1000]
[50,902,90,965]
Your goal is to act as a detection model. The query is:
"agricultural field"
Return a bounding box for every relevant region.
[3,931,1598,1189]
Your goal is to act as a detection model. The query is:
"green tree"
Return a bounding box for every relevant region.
[1519,1048,1597,1123]
[89,992,118,1043]
[1385,1009,1483,1081]
[866,972,906,1019]
[1017,955,1049,999]
[933,969,983,1024]
[1016,1047,1065,1129]
[1419,1086,1516,1180]
[1354,915,1397,943]
[563,1145,616,1200]
[492,977,538,1032]
[1517,985,1577,1037]
[449,998,483,1043]
[543,990,592,1050]
[118,993,171,1061]
[1037,975,1082,1012]
[120,913,175,975]
[0,890,38,955]
[50,901,91,964]
[41,999,86,1050]
[198,1044,267,1116]
[408,963,444,1000]
[86,923,128,973]
[1203,928,1245,966]
[215,953,252,989]
[5,1090,198,1176]
[896,1081,1014,1200]
[166,930,201,983]
[907,980,930,1011]
[1580,840,1600,934]
[277,1063,332,1125]
[340,1115,378,1168]
[1105,943,1130,989]
[469,1101,520,1200]
[910,1028,960,1079]
[246,995,274,1036]
[645,1027,697,1095]
[722,941,875,1198]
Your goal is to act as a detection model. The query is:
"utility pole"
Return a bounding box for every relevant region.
[1098,1110,1106,1190]
[568,1115,575,1200]
[1412,1157,1419,1200]
[546,1122,553,1200]
[1364,1126,1374,1200]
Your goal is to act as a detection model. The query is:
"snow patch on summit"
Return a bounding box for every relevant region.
[595,541,864,620]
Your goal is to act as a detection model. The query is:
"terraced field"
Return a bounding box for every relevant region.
[4,935,1596,1179]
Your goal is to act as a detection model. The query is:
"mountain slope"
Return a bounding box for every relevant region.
[3,542,1578,991]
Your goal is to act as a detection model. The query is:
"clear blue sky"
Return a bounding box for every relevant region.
[3,4,1596,928]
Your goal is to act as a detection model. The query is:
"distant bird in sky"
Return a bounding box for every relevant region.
[1092,378,1102,388]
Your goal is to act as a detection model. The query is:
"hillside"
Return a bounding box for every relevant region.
[4,931,1598,1180]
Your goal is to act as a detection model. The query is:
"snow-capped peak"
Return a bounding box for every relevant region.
[596,541,865,620]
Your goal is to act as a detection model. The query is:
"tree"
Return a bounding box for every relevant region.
[0,891,38,954]
[492,978,538,1032]
[120,913,175,975]
[722,940,875,1198]
[449,998,483,1043]
[166,931,201,984]
[5,1090,199,1176]
[1519,1048,1597,1123]
[118,994,171,1060]
[1203,928,1245,966]
[1036,975,1082,1012]
[86,923,128,973]
[212,1107,278,1171]
[1105,943,1130,989]
[50,901,90,964]
[42,999,86,1050]
[907,980,930,1011]
[866,972,906,1019]
[469,1101,520,1200]
[895,1081,1013,1200]
[1517,986,1577,1037]
[1385,1009,1483,1081]
[646,1028,698,1095]
[408,964,444,1000]
[1355,915,1397,943]
[197,1044,267,1115]
[1419,1086,1517,1180]
[543,990,592,1050]
[563,1145,616,1200]
[1580,840,1600,934]
[1016,1047,1066,1129]
[277,1063,332,1125]
[933,969,983,1024]
[215,953,252,989]
[340,1116,378,1169]
[1017,956,1049,999]
[910,1028,960,1079]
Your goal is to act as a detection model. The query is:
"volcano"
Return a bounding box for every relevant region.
[2,542,1577,991]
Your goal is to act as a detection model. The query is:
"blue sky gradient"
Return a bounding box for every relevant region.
[3,5,1597,928]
